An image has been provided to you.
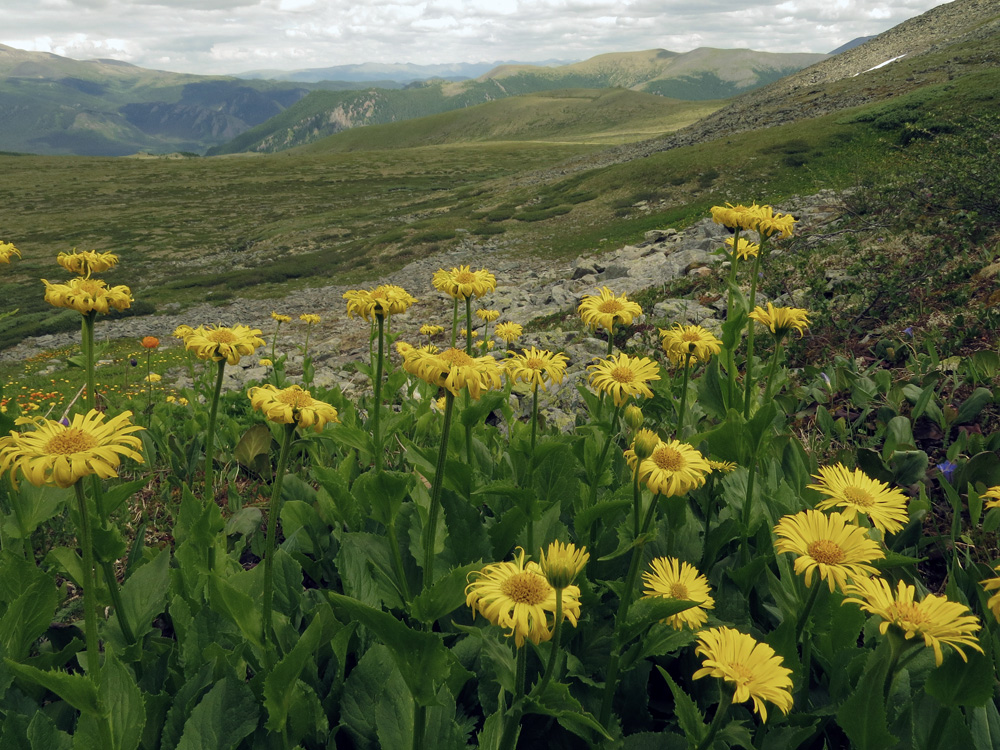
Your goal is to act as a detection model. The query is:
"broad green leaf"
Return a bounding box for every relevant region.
[410,563,481,625]
[264,607,334,732]
[888,449,928,486]
[0,484,69,539]
[925,647,994,707]
[352,470,412,527]
[102,478,150,516]
[835,645,897,750]
[174,675,259,750]
[882,416,915,459]
[956,387,992,425]
[524,680,612,741]
[224,507,262,538]
[206,576,264,654]
[108,548,170,647]
[441,490,492,565]
[4,661,102,716]
[89,652,145,750]
[0,575,57,661]
[232,424,273,468]
[620,597,698,645]
[27,712,72,750]
[657,668,706,746]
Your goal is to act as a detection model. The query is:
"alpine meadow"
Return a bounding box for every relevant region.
[0,0,999,749]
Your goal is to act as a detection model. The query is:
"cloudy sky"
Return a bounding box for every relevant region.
[3,0,951,75]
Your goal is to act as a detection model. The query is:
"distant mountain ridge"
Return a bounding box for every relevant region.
[238,59,575,83]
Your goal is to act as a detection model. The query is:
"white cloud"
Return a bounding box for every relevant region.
[0,0,952,74]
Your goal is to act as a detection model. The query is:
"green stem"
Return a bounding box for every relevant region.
[588,403,623,507]
[203,359,227,504]
[82,312,97,411]
[465,296,473,355]
[534,589,564,697]
[695,690,733,750]
[388,517,412,604]
[632,463,642,539]
[373,313,385,472]
[530,383,539,455]
[725,228,741,406]
[412,703,427,750]
[742,247,764,419]
[73,482,100,675]
[450,298,459,348]
[761,340,785,404]
[145,350,153,426]
[676,352,692,436]
[423,391,455,591]
[794,582,822,642]
[499,646,528,750]
[271,322,281,385]
[925,706,950,750]
[263,422,297,669]
[740,455,759,553]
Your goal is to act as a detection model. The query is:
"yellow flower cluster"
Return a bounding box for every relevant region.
[56,249,119,277]
[299,313,321,325]
[724,236,760,260]
[401,346,502,399]
[642,557,714,630]
[247,384,339,432]
[710,203,796,238]
[494,321,523,344]
[773,509,884,592]
[504,347,569,391]
[578,287,642,332]
[271,311,292,324]
[588,353,660,406]
[180,324,265,365]
[344,284,417,320]
[43,277,133,315]
[0,241,21,264]
[749,302,810,339]
[659,324,722,365]
[432,265,496,300]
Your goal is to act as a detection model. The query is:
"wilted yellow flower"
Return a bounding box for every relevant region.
[710,203,759,231]
[476,309,500,322]
[587,353,660,406]
[578,287,642,332]
[184,324,265,365]
[708,459,737,474]
[642,557,714,630]
[420,324,444,337]
[773,510,884,592]
[173,324,194,342]
[0,242,21,263]
[43,278,132,315]
[693,627,794,722]
[466,548,581,647]
[807,463,909,535]
[539,541,589,589]
[495,322,523,344]
[659,324,723,365]
[433,265,496,300]
[401,346,502,399]
[752,205,796,238]
[56,249,118,277]
[724,236,760,260]
[843,577,983,666]
[625,437,710,497]
[247,384,339,432]
[299,313,321,325]
[0,410,143,489]
[270,311,292,324]
[749,303,810,339]
[344,285,417,320]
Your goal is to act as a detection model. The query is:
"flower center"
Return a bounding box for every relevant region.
[843,486,874,508]
[500,571,550,604]
[454,271,475,284]
[610,366,636,383]
[78,280,103,296]
[45,428,98,455]
[806,540,846,565]
[207,329,236,344]
[526,357,545,371]
[439,348,475,367]
[652,446,684,471]
[670,582,689,599]
[681,331,701,342]
[278,390,313,408]
[598,299,624,314]
[887,602,928,628]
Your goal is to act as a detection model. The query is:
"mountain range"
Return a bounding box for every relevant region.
[0,44,827,157]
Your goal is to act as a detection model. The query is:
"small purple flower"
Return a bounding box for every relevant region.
[903,327,913,338]
[936,460,957,482]
[130,357,138,367]
[59,417,70,426]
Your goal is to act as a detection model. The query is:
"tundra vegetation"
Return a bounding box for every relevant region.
[0,26,999,750]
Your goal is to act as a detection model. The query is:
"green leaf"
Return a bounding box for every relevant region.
[232,424,273,472]
[835,645,897,750]
[531,441,580,505]
[696,356,728,419]
[525,680,612,741]
[352,470,412,527]
[264,607,333,732]
[102,478,150,516]
[4,660,102,715]
[327,592,455,706]
[621,597,698,645]
[410,563,481,625]
[108,548,170,647]
[925,646,995,707]
[95,652,146,750]
[657,668,706,746]
[888,449,928,486]
[174,675,260,750]
[441,489,492,565]
[0,484,69,539]
[206,576,264,655]
[882,416,916,459]
[224,507,262,538]
[956,387,993,425]
[26,712,72,750]
[0,575,57,661]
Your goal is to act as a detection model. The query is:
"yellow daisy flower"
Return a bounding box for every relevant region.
[587,353,661,406]
[981,486,1000,510]
[843,577,983,666]
[578,286,642,332]
[56,249,118,277]
[270,311,292,324]
[539,541,589,589]
[494,321,523,344]
[184,324,265,365]
[1,241,22,263]
[724,236,760,259]
[419,324,444,337]
[625,437,710,497]
[773,510,884,592]
[642,556,715,630]
[659,324,723,365]
[981,565,1000,623]
[0,410,143,489]
[465,548,581,647]
[708,459,737,474]
[807,463,909,535]
[693,626,794,722]
[749,302,810,339]
[344,284,417,320]
[42,277,133,315]
[173,324,194,342]
[505,347,569,390]
[710,203,760,231]
[751,205,797,239]
[259,358,273,367]
[143,373,162,383]
[247,384,339,432]
[401,346,502,399]
[476,309,500,322]
[433,265,496,300]
[299,313,321,325]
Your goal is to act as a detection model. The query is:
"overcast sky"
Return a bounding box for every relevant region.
[2,0,951,75]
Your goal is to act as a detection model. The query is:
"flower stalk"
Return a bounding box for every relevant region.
[263,422,297,669]
[423,390,455,591]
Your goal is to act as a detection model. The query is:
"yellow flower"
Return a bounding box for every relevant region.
[981,486,1000,510]
[420,324,444,337]
[173,324,194,342]
[578,287,642,332]
[693,627,794,722]
[724,236,760,259]
[184,324,265,365]
[56,249,118,277]
[143,373,162,383]
[630,428,659,461]
[494,322,523,344]
[748,302,810,339]
[625,437,710,497]
[751,205,797,239]
[773,510,884,592]
[270,311,292,324]
[981,565,1000,623]
[642,556,714,630]
[708,459,737,474]
[505,347,569,390]
[433,265,496,300]
[401,346,502,399]
[0,410,143,489]
[43,277,132,315]
[807,463,909,535]
[476,309,500,322]
[659,324,723,365]
[587,353,661,406]
[466,548,581,647]
[344,285,417,320]
[623,404,644,431]
[710,203,759,231]
[247,384,339,432]
[460,328,481,339]
[539,541,589,589]
[843,577,983,666]
[258,358,273,367]
[1,241,21,263]
[299,313,321,325]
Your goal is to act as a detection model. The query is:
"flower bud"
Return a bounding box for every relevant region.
[633,428,659,461]
[624,404,644,432]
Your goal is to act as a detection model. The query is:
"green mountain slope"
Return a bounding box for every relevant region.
[208,48,826,154]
